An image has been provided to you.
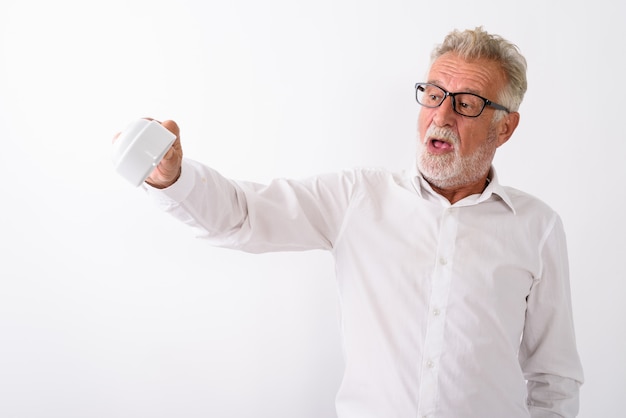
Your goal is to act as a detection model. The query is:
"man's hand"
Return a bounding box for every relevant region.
[113,118,184,189]
[144,120,183,189]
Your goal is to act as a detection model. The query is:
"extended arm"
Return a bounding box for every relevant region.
[144,158,356,253]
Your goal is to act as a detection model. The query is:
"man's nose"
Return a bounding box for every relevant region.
[433,95,457,126]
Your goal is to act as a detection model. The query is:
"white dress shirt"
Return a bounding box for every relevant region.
[146,159,584,418]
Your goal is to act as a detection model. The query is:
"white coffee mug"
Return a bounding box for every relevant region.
[112,119,176,187]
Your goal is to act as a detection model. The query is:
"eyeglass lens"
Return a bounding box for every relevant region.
[416,84,486,117]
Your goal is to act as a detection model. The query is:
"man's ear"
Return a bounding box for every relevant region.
[496,112,520,147]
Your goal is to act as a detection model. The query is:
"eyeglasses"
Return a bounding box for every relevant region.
[415,82,510,118]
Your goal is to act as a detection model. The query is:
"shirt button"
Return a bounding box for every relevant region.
[439,257,448,265]
[433,308,441,316]
[426,360,434,369]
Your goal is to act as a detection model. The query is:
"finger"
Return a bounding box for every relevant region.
[161,120,180,138]
[162,145,176,161]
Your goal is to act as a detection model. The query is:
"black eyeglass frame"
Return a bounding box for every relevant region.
[414,82,510,118]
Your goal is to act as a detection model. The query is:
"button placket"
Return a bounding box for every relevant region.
[417,207,459,417]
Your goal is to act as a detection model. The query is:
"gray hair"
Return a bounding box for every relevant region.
[431,27,528,114]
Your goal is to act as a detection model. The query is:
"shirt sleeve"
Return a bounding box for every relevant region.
[518,214,584,417]
[143,158,355,253]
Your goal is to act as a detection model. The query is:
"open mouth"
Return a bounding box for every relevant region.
[428,138,454,153]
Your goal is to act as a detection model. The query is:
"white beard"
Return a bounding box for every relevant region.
[417,124,498,189]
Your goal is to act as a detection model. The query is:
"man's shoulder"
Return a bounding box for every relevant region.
[501,185,559,219]
[347,166,410,181]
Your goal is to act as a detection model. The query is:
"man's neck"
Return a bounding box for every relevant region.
[427,174,490,205]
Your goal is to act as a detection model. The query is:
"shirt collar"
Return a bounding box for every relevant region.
[409,165,516,214]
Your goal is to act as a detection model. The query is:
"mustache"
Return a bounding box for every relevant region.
[424,125,459,144]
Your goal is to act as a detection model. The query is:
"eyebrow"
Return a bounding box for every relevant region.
[427,80,483,96]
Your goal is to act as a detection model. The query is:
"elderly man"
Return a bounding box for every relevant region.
[129,27,583,418]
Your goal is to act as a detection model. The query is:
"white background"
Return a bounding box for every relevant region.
[1,0,624,417]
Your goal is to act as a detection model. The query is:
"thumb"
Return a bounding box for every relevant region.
[160,120,180,138]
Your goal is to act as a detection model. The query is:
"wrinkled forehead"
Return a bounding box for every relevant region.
[427,53,506,96]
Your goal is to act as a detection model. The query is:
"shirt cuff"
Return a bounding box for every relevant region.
[143,159,196,206]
